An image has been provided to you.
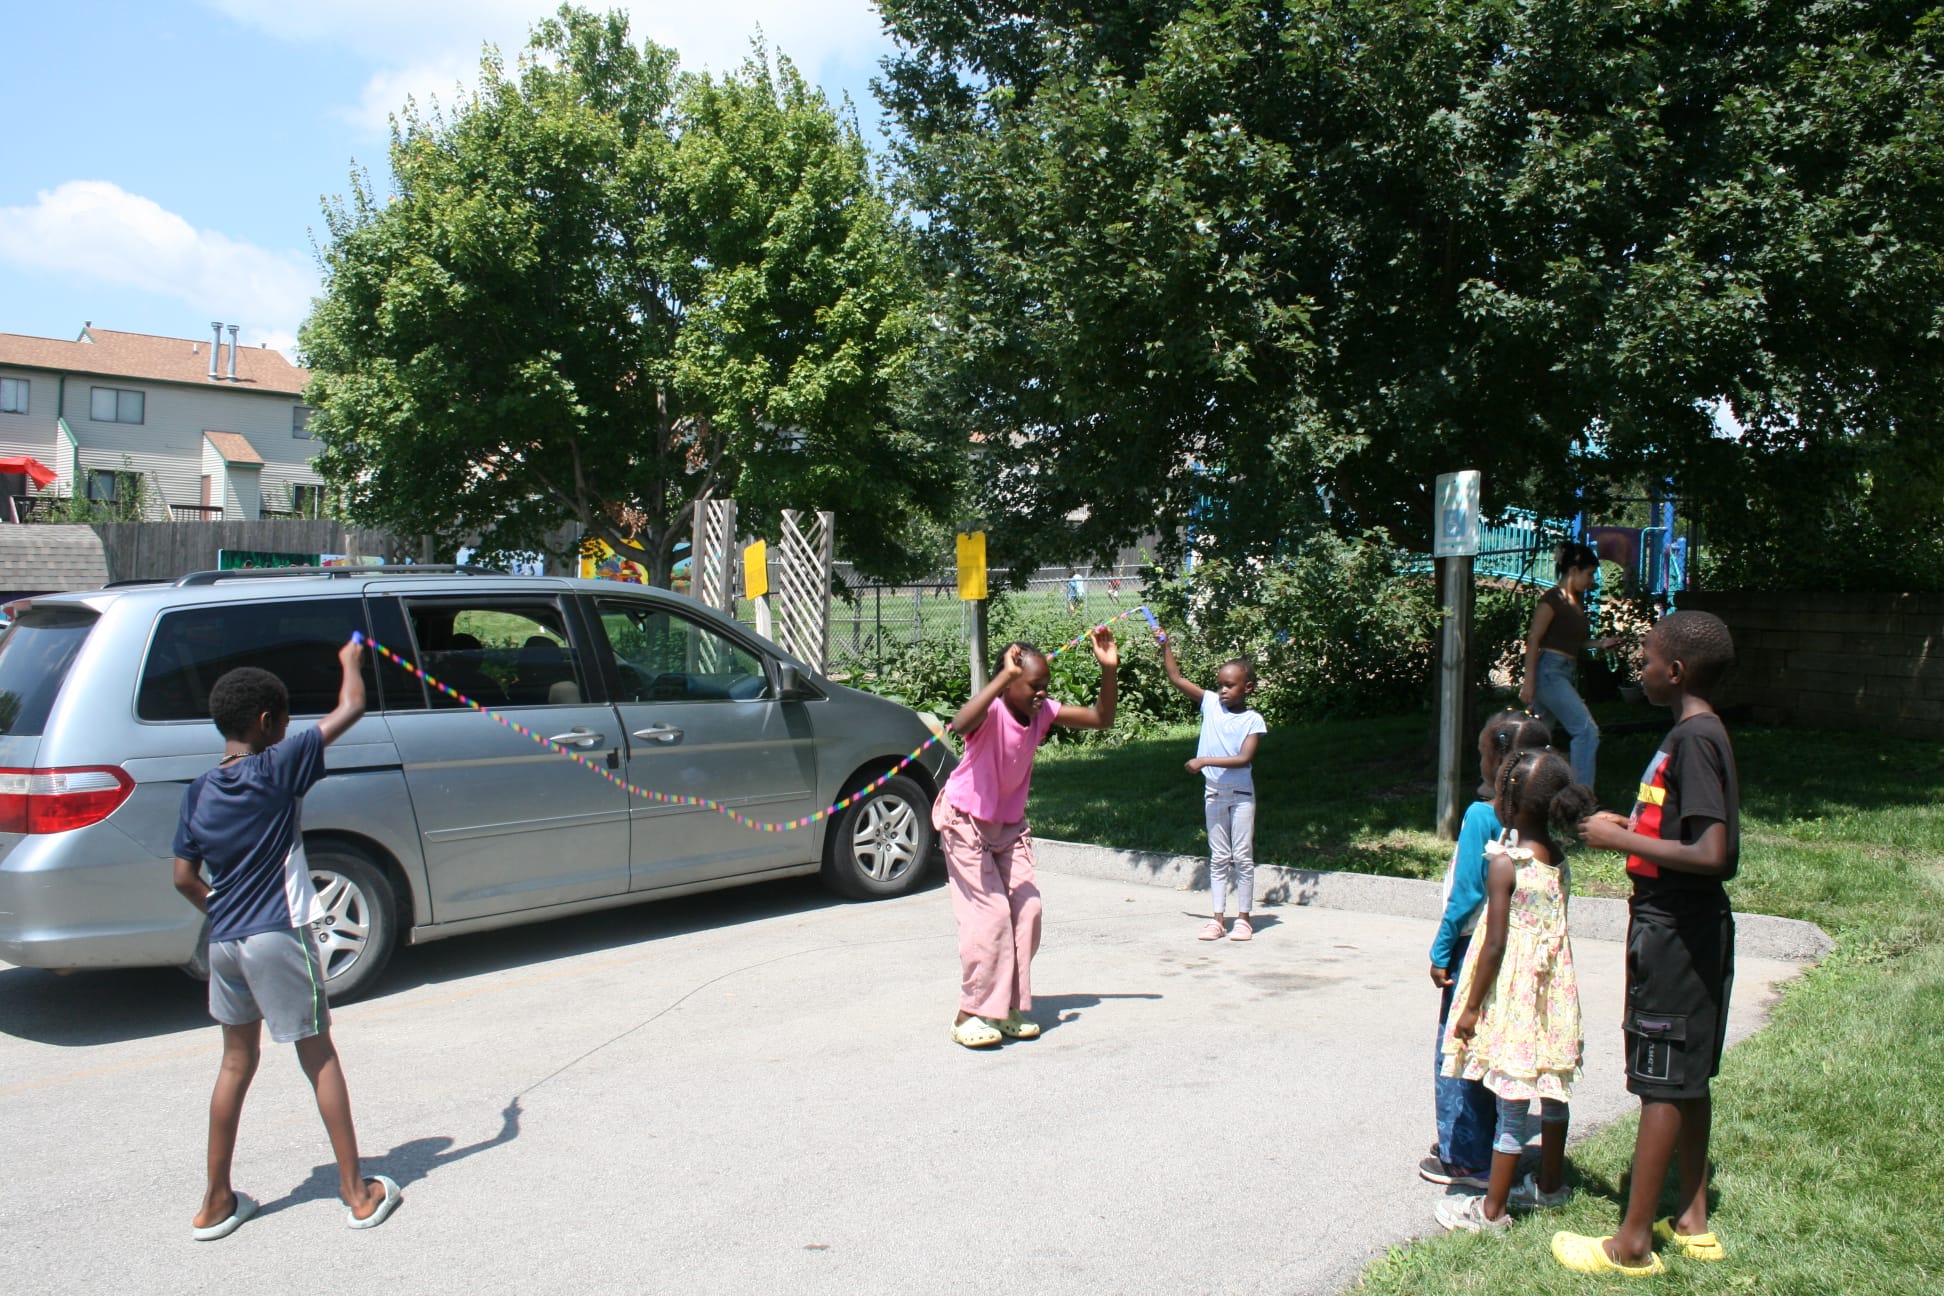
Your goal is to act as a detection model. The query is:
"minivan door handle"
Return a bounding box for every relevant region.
[546,728,604,749]
[631,724,684,743]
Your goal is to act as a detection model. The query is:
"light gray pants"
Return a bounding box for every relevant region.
[1204,786,1257,915]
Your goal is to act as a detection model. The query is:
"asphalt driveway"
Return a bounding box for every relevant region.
[0,870,1806,1295]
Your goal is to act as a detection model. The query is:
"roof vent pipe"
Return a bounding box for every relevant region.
[210,322,223,380]
[226,325,239,381]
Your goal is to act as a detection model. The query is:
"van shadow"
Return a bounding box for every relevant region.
[259,1096,525,1218]
[1030,991,1163,1034]
[0,963,210,1047]
[381,869,946,995]
[0,867,948,1048]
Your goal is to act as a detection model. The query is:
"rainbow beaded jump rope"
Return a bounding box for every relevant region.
[352,603,1159,834]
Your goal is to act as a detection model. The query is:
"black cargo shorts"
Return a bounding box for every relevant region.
[1624,891,1736,1100]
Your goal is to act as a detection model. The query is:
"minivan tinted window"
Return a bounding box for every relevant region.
[0,606,98,736]
[139,600,375,721]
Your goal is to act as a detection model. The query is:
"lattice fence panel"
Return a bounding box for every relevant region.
[776,509,834,672]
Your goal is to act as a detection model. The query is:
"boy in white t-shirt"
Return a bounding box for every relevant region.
[1161,632,1268,940]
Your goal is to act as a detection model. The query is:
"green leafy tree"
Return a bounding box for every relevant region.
[303,6,956,585]
[880,1,1944,586]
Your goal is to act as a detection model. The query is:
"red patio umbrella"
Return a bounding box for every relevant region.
[0,455,57,489]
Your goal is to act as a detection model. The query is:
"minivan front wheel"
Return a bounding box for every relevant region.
[306,846,398,1002]
[820,774,934,899]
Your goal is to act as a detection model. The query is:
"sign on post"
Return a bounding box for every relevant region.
[956,531,987,601]
[742,540,769,598]
[1433,470,1482,558]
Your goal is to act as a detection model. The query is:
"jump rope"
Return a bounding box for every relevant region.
[351,604,1165,834]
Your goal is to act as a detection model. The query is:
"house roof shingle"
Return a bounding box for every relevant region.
[0,326,310,397]
[0,524,109,592]
[203,431,266,466]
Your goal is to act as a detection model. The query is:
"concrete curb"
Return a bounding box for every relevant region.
[1033,838,1834,964]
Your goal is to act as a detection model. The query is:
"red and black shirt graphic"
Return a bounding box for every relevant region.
[1625,712,1741,898]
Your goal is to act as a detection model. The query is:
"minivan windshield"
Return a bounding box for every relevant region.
[0,605,98,736]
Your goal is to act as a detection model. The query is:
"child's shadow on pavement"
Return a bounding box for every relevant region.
[1032,992,1162,1035]
[260,1097,524,1216]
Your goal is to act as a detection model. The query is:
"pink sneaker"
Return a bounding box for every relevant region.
[1229,917,1254,942]
[1197,919,1227,940]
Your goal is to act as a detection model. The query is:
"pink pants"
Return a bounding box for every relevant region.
[934,798,1043,1018]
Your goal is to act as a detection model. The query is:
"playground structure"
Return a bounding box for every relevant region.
[1414,500,1692,607]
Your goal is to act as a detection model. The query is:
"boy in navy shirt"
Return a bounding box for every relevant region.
[172,638,401,1239]
[1555,611,1739,1275]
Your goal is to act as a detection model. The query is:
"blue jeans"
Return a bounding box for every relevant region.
[1435,930,1497,1171]
[1494,1092,1570,1156]
[1533,652,1598,787]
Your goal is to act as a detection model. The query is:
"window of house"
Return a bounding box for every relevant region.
[85,470,120,502]
[292,404,314,438]
[89,387,144,424]
[292,483,326,518]
[0,378,27,414]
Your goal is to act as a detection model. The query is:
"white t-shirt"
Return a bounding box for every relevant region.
[1197,690,1267,792]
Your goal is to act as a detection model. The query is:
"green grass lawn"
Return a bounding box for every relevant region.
[1029,709,1944,1295]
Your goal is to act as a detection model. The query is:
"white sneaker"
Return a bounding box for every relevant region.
[1508,1173,1571,1210]
[1435,1193,1512,1233]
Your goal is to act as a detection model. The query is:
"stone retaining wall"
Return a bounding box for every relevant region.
[1677,591,1942,739]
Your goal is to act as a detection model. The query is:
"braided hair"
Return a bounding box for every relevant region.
[1495,747,1600,838]
[1478,709,1553,799]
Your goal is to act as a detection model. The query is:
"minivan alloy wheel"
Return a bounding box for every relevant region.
[851,793,921,883]
[302,846,398,1002]
[310,870,372,977]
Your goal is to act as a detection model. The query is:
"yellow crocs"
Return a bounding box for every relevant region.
[1551,1232,1667,1277]
[1654,1218,1726,1261]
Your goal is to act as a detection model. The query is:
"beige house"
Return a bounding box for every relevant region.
[0,324,325,521]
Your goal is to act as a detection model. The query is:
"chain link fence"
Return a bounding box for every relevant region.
[728,563,1150,676]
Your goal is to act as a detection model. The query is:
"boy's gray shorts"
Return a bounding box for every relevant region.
[208,928,331,1043]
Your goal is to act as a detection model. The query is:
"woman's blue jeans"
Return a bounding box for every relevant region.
[1533,652,1599,787]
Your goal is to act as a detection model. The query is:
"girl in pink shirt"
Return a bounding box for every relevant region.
[937,630,1119,1048]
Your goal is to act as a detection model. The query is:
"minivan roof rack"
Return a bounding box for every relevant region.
[174,564,507,586]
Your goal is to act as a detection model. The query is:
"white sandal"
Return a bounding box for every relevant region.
[952,1017,1002,1048]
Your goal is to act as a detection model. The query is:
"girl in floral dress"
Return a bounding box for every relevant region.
[1436,748,1594,1232]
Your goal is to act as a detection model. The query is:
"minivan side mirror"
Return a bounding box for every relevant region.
[775,662,807,699]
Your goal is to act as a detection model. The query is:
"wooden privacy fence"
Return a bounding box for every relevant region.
[90,521,404,584]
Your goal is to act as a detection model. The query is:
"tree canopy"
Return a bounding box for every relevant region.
[303,6,957,585]
[880,0,1944,585]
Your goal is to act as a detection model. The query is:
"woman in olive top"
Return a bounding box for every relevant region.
[1518,542,1615,788]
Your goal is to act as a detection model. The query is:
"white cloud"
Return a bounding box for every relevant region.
[204,1,892,131]
[0,181,315,353]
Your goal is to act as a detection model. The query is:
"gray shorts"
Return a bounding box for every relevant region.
[208,927,332,1043]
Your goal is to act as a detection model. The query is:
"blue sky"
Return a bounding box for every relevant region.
[0,1,898,358]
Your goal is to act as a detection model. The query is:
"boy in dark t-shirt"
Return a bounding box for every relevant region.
[1554,611,1739,1276]
[171,639,401,1238]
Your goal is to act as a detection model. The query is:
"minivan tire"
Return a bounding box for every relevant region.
[306,845,399,1003]
[820,774,934,899]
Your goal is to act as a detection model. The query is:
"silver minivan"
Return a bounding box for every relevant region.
[0,567,951,999]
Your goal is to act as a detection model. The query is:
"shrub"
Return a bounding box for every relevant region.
[1147,532,1443,724]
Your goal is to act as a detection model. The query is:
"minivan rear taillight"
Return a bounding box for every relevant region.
[0,767,137,834]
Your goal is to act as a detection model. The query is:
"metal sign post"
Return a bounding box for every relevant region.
[1434,470,1482,841]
